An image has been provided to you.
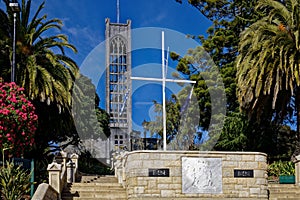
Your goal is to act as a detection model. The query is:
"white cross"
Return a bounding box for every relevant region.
[131,31,196,151]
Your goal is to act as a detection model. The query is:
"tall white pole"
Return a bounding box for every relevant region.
[117,0,120,23]
[131,31,196,151]
[11,12,17,82]
[162,31,167,151]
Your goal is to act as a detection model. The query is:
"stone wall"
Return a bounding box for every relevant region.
[31,183,58,200]
[115,151,268,200]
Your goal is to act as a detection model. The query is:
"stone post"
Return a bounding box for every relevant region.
[60,150,68,169]
[66,160,75,183]
[70,153,78,171]
[47,161,62,198]
[294,155,300,186]
[70,153,79,181]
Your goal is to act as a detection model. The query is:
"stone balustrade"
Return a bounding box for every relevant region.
[113,151,128,187]
[32,151,78,200]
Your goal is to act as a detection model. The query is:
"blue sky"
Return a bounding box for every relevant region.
[26,0,211,66]
[36,0,212,133]
[2,0,213,134]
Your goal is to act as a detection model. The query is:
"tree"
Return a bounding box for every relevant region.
[145,46,226,150]
[72,75,111,141]
[144,0,259,150]
[173,0,298,153]
[0,0,80,156]
[236,0,300,143]
[176,0,260,113]
[0,78,38,157]
[142,91,200,150]
[142,96,181,145]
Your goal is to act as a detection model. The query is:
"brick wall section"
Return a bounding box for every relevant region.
[116,151,268,200]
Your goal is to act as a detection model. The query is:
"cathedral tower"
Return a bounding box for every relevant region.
[105,18,132,151]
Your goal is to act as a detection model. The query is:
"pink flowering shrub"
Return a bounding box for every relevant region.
[0,78,38,157]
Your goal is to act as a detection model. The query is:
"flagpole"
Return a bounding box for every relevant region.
[162,31,167,151]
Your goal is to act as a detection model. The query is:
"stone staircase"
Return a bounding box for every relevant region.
[268,183,300,200]
[62,175,300,200]
[62,175,127,200]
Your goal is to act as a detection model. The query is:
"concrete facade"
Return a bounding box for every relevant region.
[105,18,132,152]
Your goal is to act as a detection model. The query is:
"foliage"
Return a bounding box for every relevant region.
[145,0,260,150]
[72,74,111,141]
[175,0,299,157]
[142,87,202,150]
[176,0,260,114]
[0,162,31,200]
[0,0,80,157]
[142,96,181,145]
[0,78,38,157]
[214,112,296,161]
[170,0,262,151]
[214,112,249,151]
[268,160,295,177]
[236,0,300,133]
[166,47,227,150]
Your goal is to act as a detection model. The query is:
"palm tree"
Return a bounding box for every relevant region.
[236,0,300,143]
[20,0,78,108]
[0,0,80,155]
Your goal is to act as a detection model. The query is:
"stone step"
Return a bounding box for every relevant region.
[268,184,300,200]
[80,176,118,183]
[62,191,126,198]
[276,199,300,200]
[62,197,127,200]
[69,182,123,188]
[63,188,126,193]
[62,175,127,200]
[269,183,297,188]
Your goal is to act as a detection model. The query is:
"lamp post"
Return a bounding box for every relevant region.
[9,2,20,83]
[2,147,10,168]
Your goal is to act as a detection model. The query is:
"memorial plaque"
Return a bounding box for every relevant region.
[182,157,222,194]
[234,169,254,178]
[148,168,169,177]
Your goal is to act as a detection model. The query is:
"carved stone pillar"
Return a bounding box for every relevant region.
[294,155,300,186]
[66,160,75,183]
[47,161,62,198]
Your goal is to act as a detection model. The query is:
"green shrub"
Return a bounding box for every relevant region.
[268,160,295,177]
[0,162,31,200]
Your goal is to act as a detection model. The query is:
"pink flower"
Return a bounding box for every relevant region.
[0,78,37,156]
[22,105,26,111]
[10,96,17,103]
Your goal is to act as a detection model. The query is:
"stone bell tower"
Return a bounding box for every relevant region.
[105,18,132,152]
